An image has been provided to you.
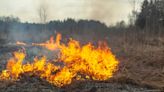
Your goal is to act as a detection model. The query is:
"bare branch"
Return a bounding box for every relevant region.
[38,3,48,24]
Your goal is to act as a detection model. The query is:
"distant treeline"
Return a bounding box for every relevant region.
[136,0,164,31]
[0,17,109,43]
[0,0,164,43]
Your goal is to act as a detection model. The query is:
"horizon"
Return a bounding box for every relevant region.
[0,0,142,26]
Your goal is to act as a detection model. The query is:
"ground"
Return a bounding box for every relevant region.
[0,33,164,92]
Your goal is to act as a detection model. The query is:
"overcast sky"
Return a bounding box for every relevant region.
[0,0,142,25]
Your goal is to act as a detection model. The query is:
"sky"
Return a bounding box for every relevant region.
[0,0,142,25]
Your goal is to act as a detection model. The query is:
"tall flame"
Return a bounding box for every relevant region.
[16,41,27,46]
[32,33,61,51]
[0,33,119,87]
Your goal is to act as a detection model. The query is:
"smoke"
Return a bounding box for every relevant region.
[0,0,134,25]
[85,0,132,25]
[39,0,132,25]
[33,0,132,25]
[0,0,135,44]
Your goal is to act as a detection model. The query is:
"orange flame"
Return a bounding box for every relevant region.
[0,33,119,87]
[16,41,27,46]
[32,33,61,51]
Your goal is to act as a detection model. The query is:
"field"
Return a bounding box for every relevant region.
[0,30,163,92]
[109,31,164,90]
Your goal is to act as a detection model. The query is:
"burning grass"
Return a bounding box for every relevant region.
[0,32,163,91]
[0,33,119,87]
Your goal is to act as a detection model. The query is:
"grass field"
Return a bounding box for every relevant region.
[108,31,164,89]
[0,31,163,92]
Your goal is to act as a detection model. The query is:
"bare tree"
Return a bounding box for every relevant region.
[128,0,139,26]
[38,2,49,32]
[129,0,137,11]
[38,3,48,24]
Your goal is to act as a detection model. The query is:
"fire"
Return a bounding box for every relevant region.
[16,41,27,46]
[0,33,119,87]
[32,33,61,51]
[59,40,118,80]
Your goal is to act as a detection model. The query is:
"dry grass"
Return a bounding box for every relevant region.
[0,31,164,91]
[108,31,164,90]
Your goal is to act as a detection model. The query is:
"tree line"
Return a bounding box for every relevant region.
[0,0,164,43]
[135,0,164,32]
[0,17,109,43]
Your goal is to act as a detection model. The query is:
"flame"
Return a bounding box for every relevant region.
[16,41,27,46]
[59,40,118,80]
[0,33,119,87]
[32,33,61,51]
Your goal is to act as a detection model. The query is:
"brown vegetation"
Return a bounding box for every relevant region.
[108,31,164,90]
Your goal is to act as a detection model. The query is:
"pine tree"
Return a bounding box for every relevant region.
[135,0,149,29]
